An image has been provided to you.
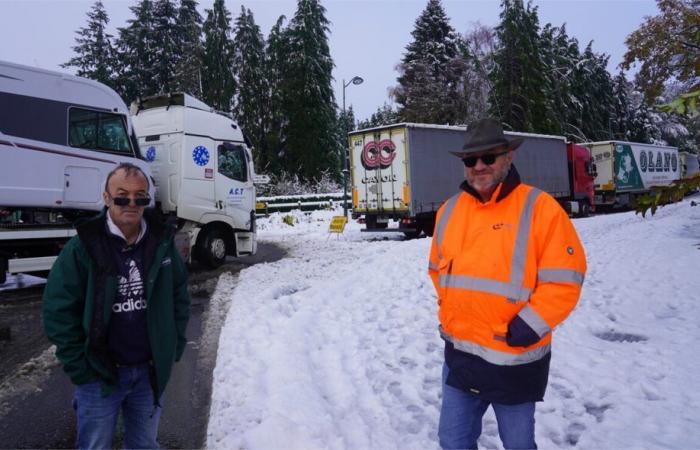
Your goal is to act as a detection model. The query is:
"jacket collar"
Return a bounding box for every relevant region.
[460,165,521,203]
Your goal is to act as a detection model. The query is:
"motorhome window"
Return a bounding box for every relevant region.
[69,108,133,155]
[218,145,247,182]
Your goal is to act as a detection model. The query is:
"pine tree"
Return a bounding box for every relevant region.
[280,0,339,181]
[152,0,179,94]
[115,0,158,102]
[358,103,401,129]
[202,0,236,111]
[490,0,549,132]
[62,1,117,90]
[232,7,267,169]
[577,43,615,140]
[394,0,464,124]
[175,0,204,97]
[262,15,290,175]
[612,70,634,140]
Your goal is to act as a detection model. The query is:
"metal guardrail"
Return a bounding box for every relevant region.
[255,193,347,216]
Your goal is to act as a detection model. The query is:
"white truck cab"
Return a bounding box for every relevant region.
[131,93,257,267]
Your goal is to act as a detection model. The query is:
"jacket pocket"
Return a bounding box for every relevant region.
[437,257,453,302]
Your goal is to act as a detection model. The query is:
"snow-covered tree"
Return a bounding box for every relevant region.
[611,70,635,140]
[459,22,496,124]
[115,0,158,102]
[174,0,204,97]
[152,0,179,94]
[490,0,549,132]
[262,15,290,175]
[232,7,267,168]
[393,0,465,124]
[280,0,339,181]
[357,103,401,129]
[62,1,117,90]
[572,43,616,141]
[202,0,236,111]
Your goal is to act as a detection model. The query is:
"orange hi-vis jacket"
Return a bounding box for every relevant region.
[428,167,586,404]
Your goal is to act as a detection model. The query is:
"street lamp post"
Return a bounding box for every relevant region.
[342,76,364,218]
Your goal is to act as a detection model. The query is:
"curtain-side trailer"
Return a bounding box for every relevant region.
[348,123,596,237]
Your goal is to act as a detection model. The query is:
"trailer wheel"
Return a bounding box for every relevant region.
[579,200,591,218]
[196,229,227,269]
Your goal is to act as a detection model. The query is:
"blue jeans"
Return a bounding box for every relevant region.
[438,364,536,450]
[73,364,162,450]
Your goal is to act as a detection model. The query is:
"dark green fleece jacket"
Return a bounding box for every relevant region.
[42,209,190,399]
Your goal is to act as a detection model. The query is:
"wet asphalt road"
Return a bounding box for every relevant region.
[0,242,285,449]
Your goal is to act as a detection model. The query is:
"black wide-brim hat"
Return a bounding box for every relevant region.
[450,118,524,158]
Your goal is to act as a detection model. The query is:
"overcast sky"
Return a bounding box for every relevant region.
[0,0,657,121]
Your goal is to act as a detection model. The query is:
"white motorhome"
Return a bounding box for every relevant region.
[0,60,154,284]
[130,93,257,268]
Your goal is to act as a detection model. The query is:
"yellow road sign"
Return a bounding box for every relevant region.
[329,216,348,233]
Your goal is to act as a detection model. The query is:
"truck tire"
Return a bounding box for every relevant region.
[579,200,591,218]
[0,257,7,285]
[196,229,227,269]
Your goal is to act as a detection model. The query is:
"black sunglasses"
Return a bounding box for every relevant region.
[109,194,150,207]
[462,150,510,168]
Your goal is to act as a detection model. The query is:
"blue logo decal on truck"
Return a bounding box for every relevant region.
[146,146,156,162]
[192,146,210,166]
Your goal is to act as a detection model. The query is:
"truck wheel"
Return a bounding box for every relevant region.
[196,229,227,269]
[579,201,591,218]
[0,257,7,285]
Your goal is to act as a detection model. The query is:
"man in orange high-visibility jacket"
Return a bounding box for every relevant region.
[428,118,586,449]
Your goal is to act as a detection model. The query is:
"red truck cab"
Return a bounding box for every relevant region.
[567,143,597,216]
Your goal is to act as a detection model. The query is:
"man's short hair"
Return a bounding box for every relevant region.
[104,162,150,192]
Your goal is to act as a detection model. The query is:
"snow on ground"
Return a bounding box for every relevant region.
[207,198,700,449]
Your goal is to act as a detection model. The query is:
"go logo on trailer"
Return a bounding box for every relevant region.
[361,139,397,170]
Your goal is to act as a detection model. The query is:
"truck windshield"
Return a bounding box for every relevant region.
[218,144,248,182]
[68,108,133,155]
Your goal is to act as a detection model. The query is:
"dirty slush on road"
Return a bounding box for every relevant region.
[0,243,284,448]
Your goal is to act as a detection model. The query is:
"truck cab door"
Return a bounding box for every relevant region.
[215,142,254,232]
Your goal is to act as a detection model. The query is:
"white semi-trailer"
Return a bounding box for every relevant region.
[0,61,256,284]
[589,141,680,208]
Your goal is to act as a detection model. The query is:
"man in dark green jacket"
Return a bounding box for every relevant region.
[43,163,190,450]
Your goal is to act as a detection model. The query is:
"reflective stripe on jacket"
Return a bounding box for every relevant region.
[428,168,586,403]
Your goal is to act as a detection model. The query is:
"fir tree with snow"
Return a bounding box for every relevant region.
[357,103,401,129]
[262,15,290,176]
[232,7,268,171]
[490,0,550,132]
[394,0,465,124]
[115,0,158,102]
[174,0,204,98]
[152,0,179,94]
[612,70,635,140]
[576,43,616,141]
[279,0,339,181]
[62,1,118,91]
[202,0,236,112]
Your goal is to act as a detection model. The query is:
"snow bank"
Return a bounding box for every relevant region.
[208,198,700,449]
